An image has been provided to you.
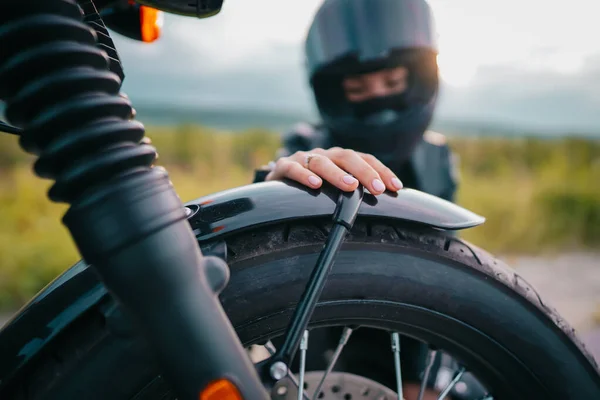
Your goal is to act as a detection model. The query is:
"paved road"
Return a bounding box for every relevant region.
[504,252,600,333]
[2,252,599,361]
[502,252,600,363]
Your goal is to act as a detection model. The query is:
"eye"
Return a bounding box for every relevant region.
[385,67,409,88]
[385,75,407,89]
[386,79,402,88]
[345,86,366,96]
[343,79,366,95]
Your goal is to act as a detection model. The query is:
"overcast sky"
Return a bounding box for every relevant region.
[113,0,600,133]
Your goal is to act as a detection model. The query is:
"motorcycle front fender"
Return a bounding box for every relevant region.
[0,180,483,388]
[184,180,484,242]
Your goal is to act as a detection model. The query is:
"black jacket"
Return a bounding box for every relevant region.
[254,122,459,202]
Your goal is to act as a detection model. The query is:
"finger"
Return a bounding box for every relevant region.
[301,153,360,191]
[327,148,387,194]
[266,158,322,189]
[287,150,359,192]
[359,152,403,191]
[287,148,326,164]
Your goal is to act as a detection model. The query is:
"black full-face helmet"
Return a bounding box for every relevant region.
[305,0,439,164]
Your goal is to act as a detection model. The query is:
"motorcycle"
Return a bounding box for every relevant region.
[0,1,599,399]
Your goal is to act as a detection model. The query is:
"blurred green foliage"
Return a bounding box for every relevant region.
[0,126,598,310]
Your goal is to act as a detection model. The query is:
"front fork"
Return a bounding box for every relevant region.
[0,1,364,399]
[0,1,268,399]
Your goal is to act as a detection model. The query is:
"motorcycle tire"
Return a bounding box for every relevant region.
[2,217,599,400]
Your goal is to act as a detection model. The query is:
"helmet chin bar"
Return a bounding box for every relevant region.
[361,110,400,126]
[314,79,438,165]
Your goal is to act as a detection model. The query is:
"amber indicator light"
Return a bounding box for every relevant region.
[199,378,243,400]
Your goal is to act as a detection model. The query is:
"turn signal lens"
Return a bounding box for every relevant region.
[199,378,243,400]
[140,5,163,43]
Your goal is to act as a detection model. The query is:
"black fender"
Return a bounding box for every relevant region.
[0,180,483,387]
[184,180,483,242]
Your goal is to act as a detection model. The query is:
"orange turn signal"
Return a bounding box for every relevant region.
[140,5,163,43]
[199,378,243,400]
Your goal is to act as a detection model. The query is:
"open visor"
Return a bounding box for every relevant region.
[305,0,438,78]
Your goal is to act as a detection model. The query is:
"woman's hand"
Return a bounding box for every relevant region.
[265,147,403,195]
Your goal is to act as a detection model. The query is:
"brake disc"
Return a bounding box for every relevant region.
[271,371,399,400]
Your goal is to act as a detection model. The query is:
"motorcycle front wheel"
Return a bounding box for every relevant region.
[3,218,599,399]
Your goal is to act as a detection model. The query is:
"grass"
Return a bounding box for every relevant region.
[0,125,599,311]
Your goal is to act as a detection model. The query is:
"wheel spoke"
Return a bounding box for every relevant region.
[297,330,309,400]
[264,332,486,400]
[264,340,277,355]
[437,367,466,400]
[417,349,438,400]
[391,332,403,400]
[311,327,354,400]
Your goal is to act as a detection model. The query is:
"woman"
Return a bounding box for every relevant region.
[253,0,473,398]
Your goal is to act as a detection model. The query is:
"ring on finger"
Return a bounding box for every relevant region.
[303,153,317,170]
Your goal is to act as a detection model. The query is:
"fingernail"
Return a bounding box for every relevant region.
[372,178,385,193]
[342,175,358,185]
[392,177,403,189]
[308,175,321,186]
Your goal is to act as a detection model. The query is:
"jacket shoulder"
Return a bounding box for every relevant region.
[411,131,459,201]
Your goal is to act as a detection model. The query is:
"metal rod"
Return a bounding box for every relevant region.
[311,327,354,399]
[297,330,309,400]
[274,223,349,363]
[272,187,363,365]
[417,349,438,400]
[392,332,403,400]
[437,367,466,400]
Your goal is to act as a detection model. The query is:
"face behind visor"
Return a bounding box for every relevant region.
[305,0,440,164]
